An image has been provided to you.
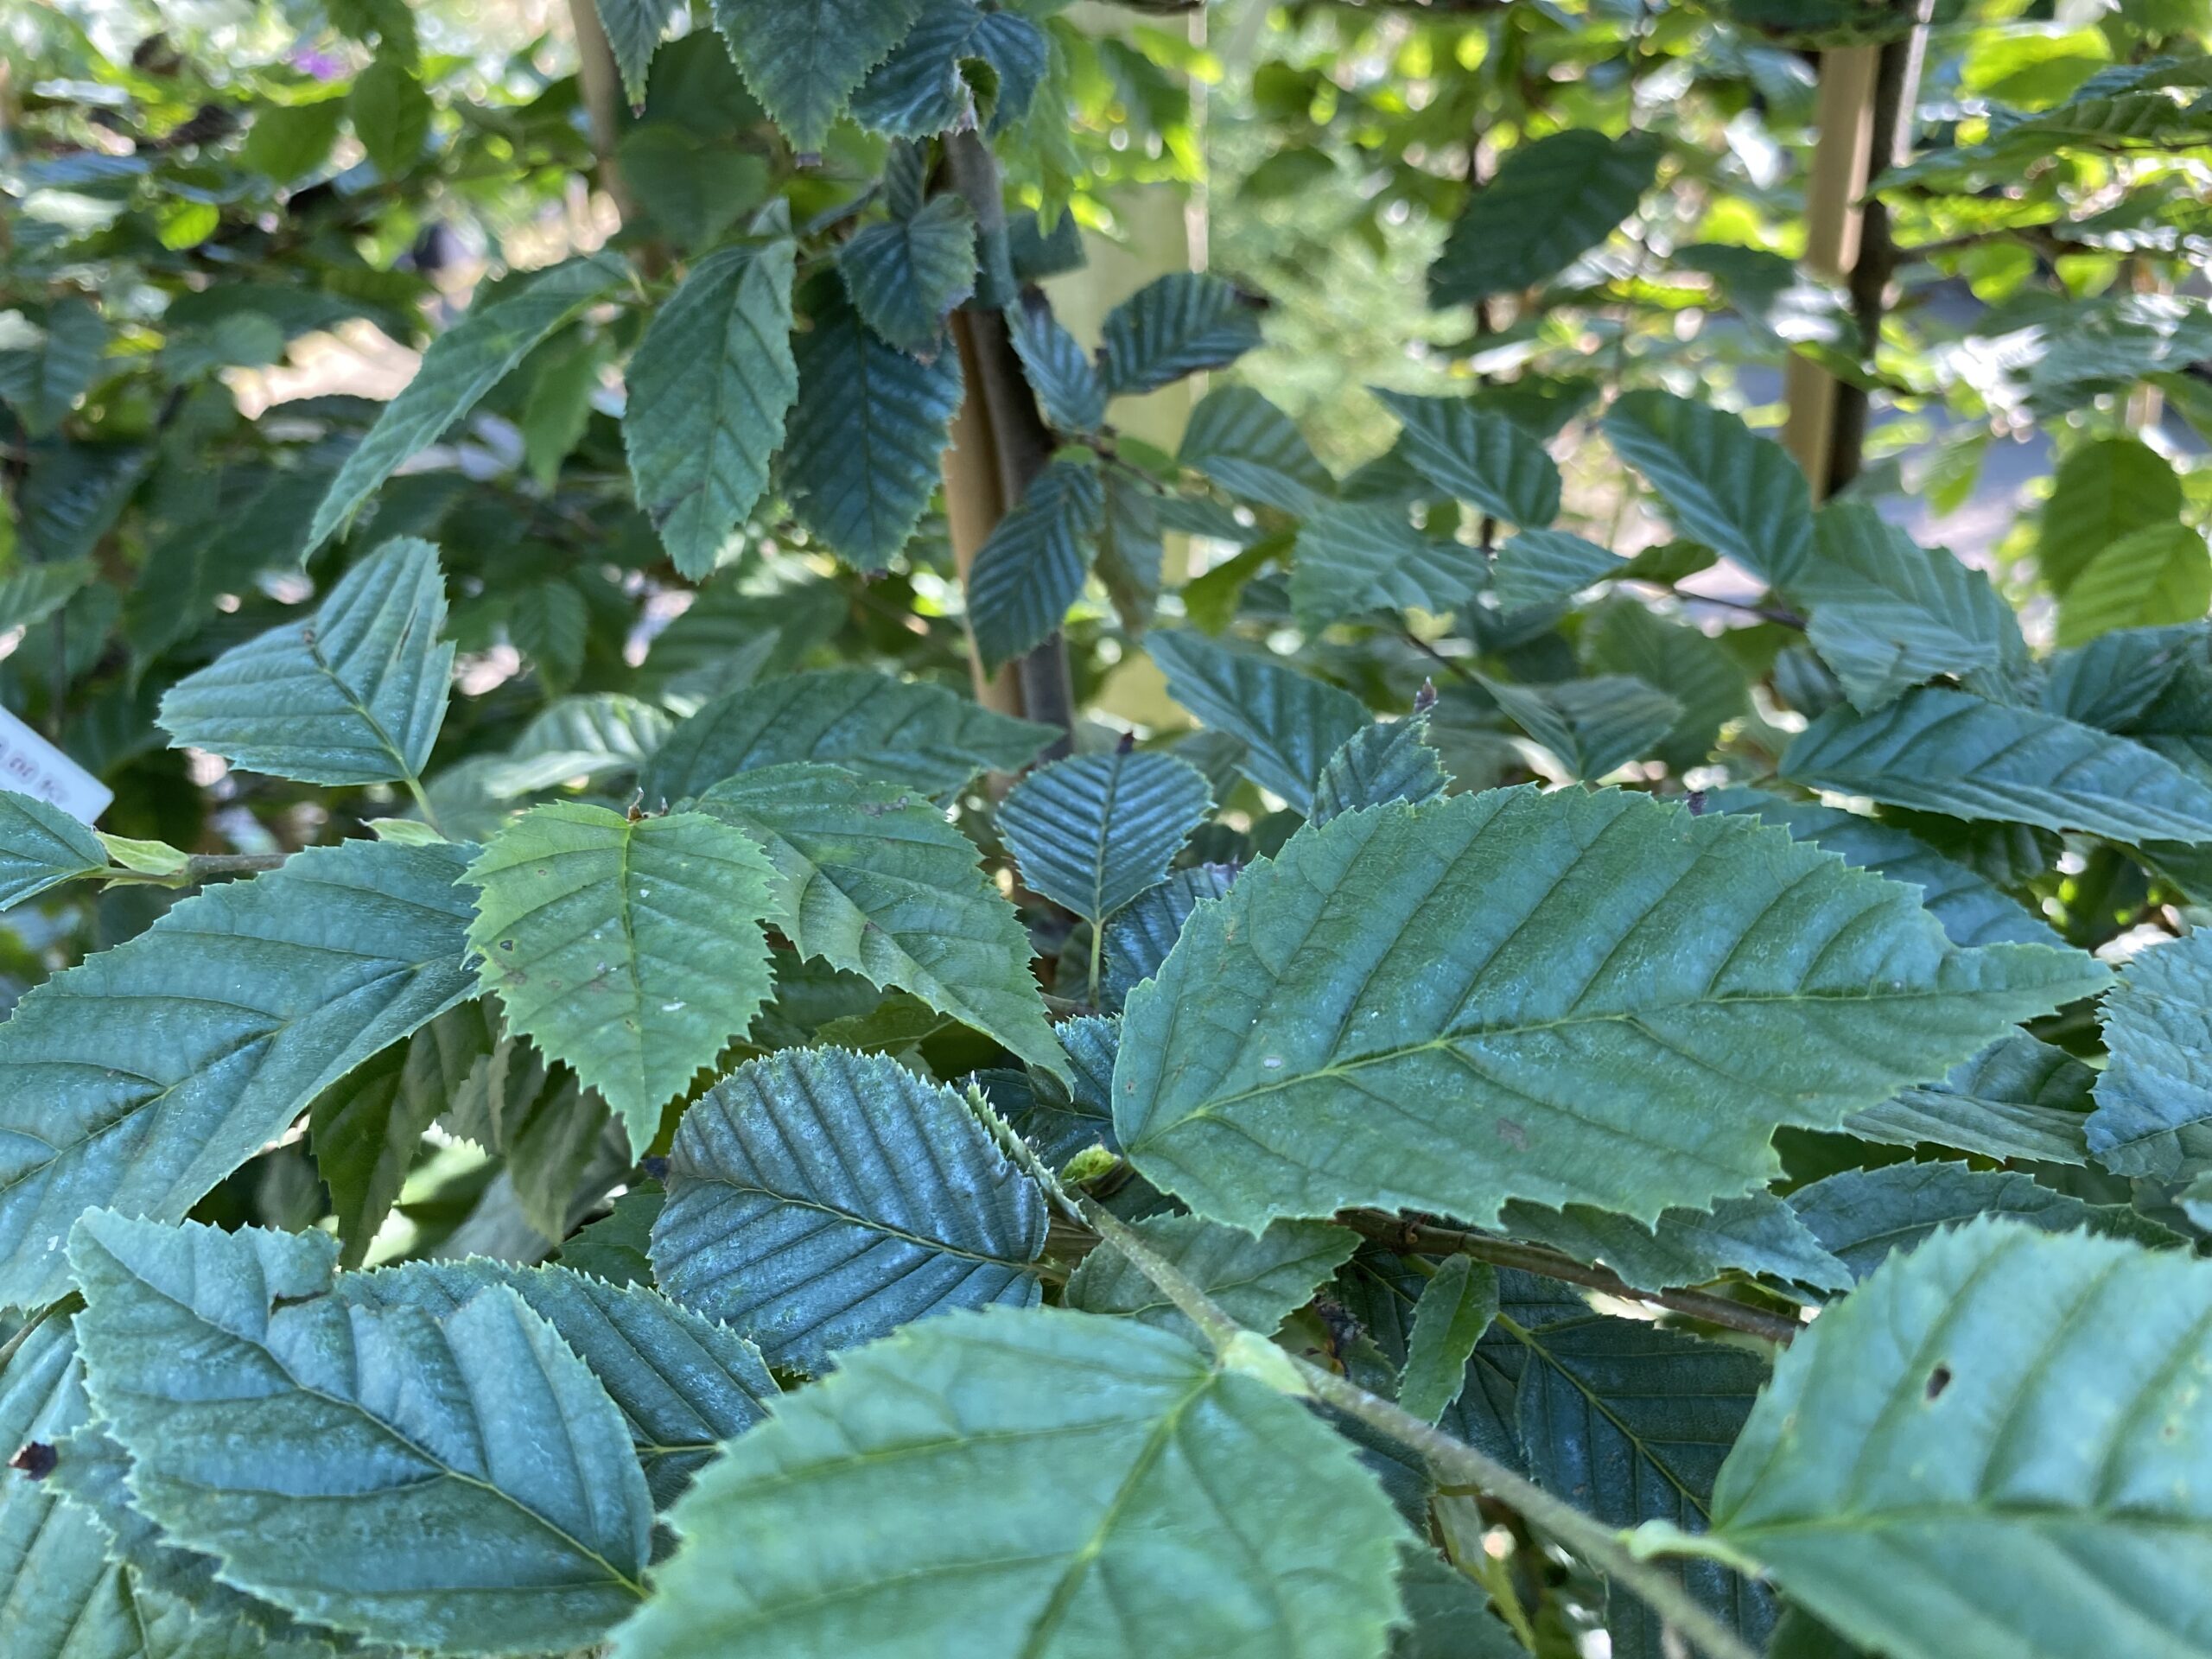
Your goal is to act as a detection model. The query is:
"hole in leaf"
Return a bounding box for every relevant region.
[1925,1363,1953,1402]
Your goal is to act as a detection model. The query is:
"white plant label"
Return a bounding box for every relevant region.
[0,706,112,823]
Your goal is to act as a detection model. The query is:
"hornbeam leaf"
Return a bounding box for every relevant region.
[2089,927,2212,1178]
[1179,385,1334,512]
[1497,1192,1851,1297]
[0,557,92,636]
[836,194,976,356]
[1374,388,1561,529]
[996,746,1211,925]
[594,0,684,105]
[339,1259,777,1507]
[644,669,1054,801]
[784,281,963,570]
[709,0,920,156]
[1147,629,1368,815]
[1397,1255,1498,1424]
[1583,597,1750,772]
[70,1214,652,1654]
[1602,390,1813,588]
[1493,528,1626,611]
[1101,861,1237,1010]
[849,0,1048,137]
[159,537,454,787]
[1782,685,2212,843]
[1795,504,2025,709]
[1478,672,1681,781]
[2041,621,2202,729]
[2056,521,2212,647]
[1099,272,1264,397]
[0,838,477,1308]
[966,457,1104,670]
[650,1047,1049,1369]
[696,763,1067,1080]
[308,1001,493,1266]
[1787,1162,2178,1285]
[306,256,626,550]
[625,238,799,579]
[0,788,106,910]
[1010,304,1106,434]
[2038,435,2182,596]
[609,1306,1408,1659]
[464,802,776,1154]
[1064,1214,1356,1338]
[1705,788,2061,949]
[1516,1315,1775,1659]
[1694,1222,2212,1659]
[1290,501,1485,631]
[1428,129,1658,305]
[1393,1547,1525,1659]
[1312,709,1448,825]
[1847,1029,2094,1164]
[0,1318,142,1659]
[1114,788,2110,1235]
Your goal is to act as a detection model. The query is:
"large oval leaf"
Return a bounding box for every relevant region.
[610,1306,1408,1659]
[1115,788,2109,1234]
[995,746,1211,926]
[1429,129,1659,305]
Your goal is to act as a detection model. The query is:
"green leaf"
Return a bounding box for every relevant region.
[2041,621,2202,729]
[1147,629,1369,815]
[0,1318,143,1659]
[1788,1162,2177,1285]
[0,837,478,1308]
[594,0,684,105]
[1115,788,2110,1235]
[71,1213,652,1654]
[159,536,454,788]
[1313,715,1448,829]
[967,457,1105,670]
[645,668,1054,801]
[0,297,104,437]
[1696,1221,2212,1659]
[1010,304,1106,434]
[1096,467,1165,632]
[1179,385,1334,512]
[1391,1547,1525,1659]
[1516,1314,1774,1659]
[1478,672,1681,781]
[309,1001,492,1266]
[709,0,920,155]
[1397,1255,1498,1424]
[558,1186,662,1286]
[1290,501,1485,631]
[1065,1214,1356,1338]
[0,556,92,635]
[339,1258,777,1508]
[1848,1030,2094,1164]
[464,802,776,1154]
[2055,521,2212,646]
[1493,528,1626,611]
[2038,435,2182,596]
[1782,685,2212,843]
[1101,862,1236,1011]
[1429,129,1659,305]
[837,195,976,356]
[784,281,963,570]
[508,577,588,691]
[1498,1192,1851,1297]
[2089,927,2212,1177]
[1602,390,1814,588]
[1795,504,2026,709]
[307,256,626,551]
[1706,789,2061,949]
[997,746,1211,925]
[650,1046,1049,1369]
[849,0,1046,137]
[348,60,430,176]
[610,1305,1408,1658]
[521,331,605,488]
[0,787,106,910]
[1373,388,1561,529]
[619,127,769,248]
[625,239,798,579]
[1099,273,1265,397]
[695,762,1068,1080]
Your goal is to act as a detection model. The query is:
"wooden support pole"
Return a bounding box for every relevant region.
[1783,42,1880,503]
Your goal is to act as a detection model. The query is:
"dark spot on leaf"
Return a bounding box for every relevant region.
[10,1442,55,1479]
[499,939,515,950]
[1925,1363,1952,1401]
[1685,790,1707,817]
[272,1291,328,1311]
[1496,1117,1530,1150]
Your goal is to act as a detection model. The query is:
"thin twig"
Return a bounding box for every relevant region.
[1339,1211,1806,1347]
